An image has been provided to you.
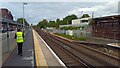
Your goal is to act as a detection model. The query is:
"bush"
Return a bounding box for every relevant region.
[55,33,86,41]
[74,36,86,41]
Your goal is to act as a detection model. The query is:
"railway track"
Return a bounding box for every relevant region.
[74,41,120,58]
[49,33,119,58]
[37,30,92,67]
[36,29,119,68]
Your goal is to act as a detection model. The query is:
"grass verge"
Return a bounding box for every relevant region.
[54,33,86,41]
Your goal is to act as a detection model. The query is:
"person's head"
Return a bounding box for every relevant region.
[17,29,21,32]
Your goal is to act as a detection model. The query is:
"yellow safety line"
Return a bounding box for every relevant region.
[32,30,48,68]
[33,30,39,68]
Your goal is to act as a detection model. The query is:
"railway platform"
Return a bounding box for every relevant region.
[33,30,65,67]
[2,28,119,68]
[1,29,65,68]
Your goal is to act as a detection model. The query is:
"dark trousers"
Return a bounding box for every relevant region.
[17,43,23,54]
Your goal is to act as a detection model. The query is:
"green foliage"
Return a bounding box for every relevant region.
[36,14,78,29]
[47,21,56,27]
[47,14,78,28]
[63,14,78,24]
[74,36,86,41]
[81,14,90,18]
[89,19,94,25]
[17,18,29,26]
[59,20,67,25]
[60,26,80,30]
[32,25,38,29]
[55,19,60,28]
[56,18,60,23]
[55,33,74,39]
[37,19,48,28]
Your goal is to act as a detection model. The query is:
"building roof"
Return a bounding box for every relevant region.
[0,17,22,26]
[93,15,120,21]
[0,8,13,20]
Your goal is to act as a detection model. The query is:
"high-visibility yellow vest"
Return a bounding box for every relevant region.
[16,32,24,43]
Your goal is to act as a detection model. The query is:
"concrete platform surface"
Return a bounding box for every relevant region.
[2,28,35,68]
[1,29,66,68]
[33,30,65,67]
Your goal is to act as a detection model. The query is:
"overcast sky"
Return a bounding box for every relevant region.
[1,0,120,25]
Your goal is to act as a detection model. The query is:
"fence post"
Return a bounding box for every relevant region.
[7,22,9,52]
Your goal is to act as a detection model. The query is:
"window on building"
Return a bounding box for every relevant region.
[81,20,88,23]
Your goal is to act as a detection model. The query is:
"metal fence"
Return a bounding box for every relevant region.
[1,27,29,66]
[1,31,17,65]
[46,29,92,37]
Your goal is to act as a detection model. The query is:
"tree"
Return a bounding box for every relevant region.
[17,18,29,26]
[56,18,60,23]
[47,19,61,29]
[56,19,60,28]
[80,14,90,18]
[37,19,48,28]
[63,14,78,24]
[36,14,78,29]
[58,20,66,25]
[47,21,56,27]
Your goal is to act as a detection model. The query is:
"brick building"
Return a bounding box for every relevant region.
[0,8,13,20]
[92,15,120,40]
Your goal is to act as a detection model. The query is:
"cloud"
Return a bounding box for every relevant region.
[119,1,120,14]
[1,2,119,25]
[1,0,120,2]
[68,1,118,18]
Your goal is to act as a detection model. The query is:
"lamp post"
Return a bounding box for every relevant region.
[23,2,27,32]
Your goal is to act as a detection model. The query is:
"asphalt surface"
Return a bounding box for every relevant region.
[2,28,35,68]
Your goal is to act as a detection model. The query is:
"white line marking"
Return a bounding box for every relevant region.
[34,30,67,68]
[22,56,34,66]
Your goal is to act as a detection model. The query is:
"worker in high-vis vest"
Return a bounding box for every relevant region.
[14,29,24,56]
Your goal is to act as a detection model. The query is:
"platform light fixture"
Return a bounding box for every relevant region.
[23,2,27,32]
